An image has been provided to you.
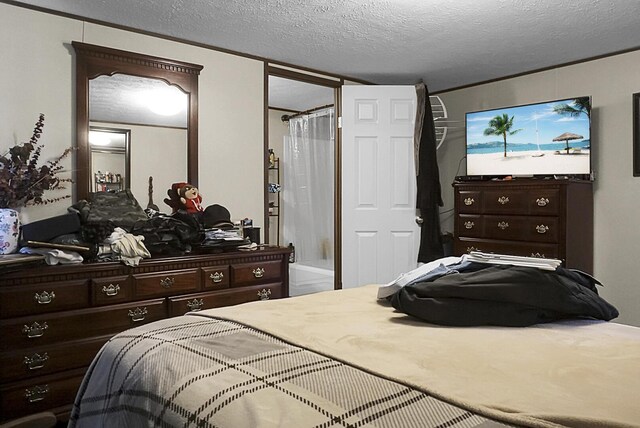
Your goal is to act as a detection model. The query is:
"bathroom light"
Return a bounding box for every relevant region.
[89,131,112,146]
[144,87,187,116]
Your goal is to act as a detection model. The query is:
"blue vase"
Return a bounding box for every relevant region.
[0,209,20,254]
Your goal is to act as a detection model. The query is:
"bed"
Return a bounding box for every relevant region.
[68,284,640,428]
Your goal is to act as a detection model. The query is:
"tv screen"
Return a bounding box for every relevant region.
[465,96,591,178]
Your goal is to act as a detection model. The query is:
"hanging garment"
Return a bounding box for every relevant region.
[414,83,444,263]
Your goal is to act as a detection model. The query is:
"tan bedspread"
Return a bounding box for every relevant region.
[203,285,640,428]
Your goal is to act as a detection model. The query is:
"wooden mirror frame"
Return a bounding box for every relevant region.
[72,41,203,201]
[634,92,640,177]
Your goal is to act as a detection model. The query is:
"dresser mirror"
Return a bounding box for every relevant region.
[72,42,203,202]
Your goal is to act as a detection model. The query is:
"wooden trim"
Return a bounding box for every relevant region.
[634,92,640,177]
[268,66,343,88]
[72,41,202,200]
[263,63,271,243]
[334,86,342,290]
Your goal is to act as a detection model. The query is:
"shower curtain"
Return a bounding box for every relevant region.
[283,107,335,270]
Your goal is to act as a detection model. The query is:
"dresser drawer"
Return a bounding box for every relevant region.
[91,275,132,305]
[0,335,108,383]
[231,260,282,287]
[525,217,560,243]
[482,189,528,214]
[0,299,166,350]
[0,279,89,319]
[457,190,481,214]
[133,268,199,298]
[457,214,483,237]
[527,189,560,215]
[455,238,559,260]
[0,368,85,422]
[478,215,559,243]
[201,265,230,290]
[168,283,284,316]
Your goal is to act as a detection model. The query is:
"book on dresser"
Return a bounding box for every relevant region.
[0,247,290,423]
[453,179,593,273]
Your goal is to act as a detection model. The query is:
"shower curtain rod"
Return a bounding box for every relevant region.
[281,104,334,122]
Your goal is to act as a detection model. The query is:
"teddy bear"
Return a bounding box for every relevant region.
[164,182,204,214]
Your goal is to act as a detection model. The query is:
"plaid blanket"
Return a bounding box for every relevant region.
[69,315,515,428]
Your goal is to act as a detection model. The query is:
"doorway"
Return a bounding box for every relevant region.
[265,67,341,295]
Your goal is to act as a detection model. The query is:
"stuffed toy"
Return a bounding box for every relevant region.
[164,182,204,214]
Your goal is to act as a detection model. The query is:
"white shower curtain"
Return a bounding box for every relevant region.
[283,107,335,270]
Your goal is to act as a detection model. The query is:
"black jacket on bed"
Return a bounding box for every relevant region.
[390,264,619,327]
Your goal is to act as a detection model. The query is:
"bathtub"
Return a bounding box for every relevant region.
[289,263,334,296]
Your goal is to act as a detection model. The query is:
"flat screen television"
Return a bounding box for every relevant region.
[465,96,592,179]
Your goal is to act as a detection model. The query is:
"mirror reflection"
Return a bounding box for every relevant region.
[89,126,129,192]
[88,74,188,204]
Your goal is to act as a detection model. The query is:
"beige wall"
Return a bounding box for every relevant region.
[0,3,264,230]
[437,50,640,326]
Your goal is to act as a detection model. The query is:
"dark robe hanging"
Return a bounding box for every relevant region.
[414,82,444,263]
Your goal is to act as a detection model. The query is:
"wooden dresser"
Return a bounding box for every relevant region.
[0,246,290,422]
[453,179,593,273]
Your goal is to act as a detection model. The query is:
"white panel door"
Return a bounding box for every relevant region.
[342,86,419,288]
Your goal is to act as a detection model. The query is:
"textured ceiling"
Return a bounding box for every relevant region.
[269,76,334,112]
[13,0,640,93]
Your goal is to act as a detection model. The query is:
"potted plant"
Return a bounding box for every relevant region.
[0,114,72,254]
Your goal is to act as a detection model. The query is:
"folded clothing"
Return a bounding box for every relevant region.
[20,247,83,265]
[390,263,619,327]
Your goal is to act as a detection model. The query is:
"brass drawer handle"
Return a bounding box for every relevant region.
[210,272,224,283]
[464,197,475,206]
[22,322,48,339]
[497,196,510,205]
[34,291,55,305]
[464,221,474,229]
[257,289,271,300]
[187,298,204,312]
[128,307,148,322]
[252,268,265,278]
[536,197,550,207]
[536,225,549,234]
[160,277,175,288]
[102,284,120,297]
[25,385,49,403]
[531,252,546,258]
[497,221,509,230]
[24,352,49,370]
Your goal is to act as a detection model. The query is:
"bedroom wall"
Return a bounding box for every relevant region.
[436,50,640,327]
[0,3,264,230]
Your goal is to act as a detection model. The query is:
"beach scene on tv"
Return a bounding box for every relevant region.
[465,97,591,176]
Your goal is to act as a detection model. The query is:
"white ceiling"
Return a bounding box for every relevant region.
[14,0,640,103]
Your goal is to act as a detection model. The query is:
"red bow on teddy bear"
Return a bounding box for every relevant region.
[164,182,204,214]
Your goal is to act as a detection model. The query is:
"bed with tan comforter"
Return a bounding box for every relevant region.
[69,285,640,428]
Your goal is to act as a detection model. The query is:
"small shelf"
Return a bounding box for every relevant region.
[267,157,280,245]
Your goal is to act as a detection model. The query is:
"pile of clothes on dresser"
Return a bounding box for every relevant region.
[18,190,247,267]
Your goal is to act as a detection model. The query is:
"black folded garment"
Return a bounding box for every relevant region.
[20,212,81,243]
[390,264,619,327]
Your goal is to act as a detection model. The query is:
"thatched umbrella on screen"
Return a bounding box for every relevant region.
[553,132,583,154]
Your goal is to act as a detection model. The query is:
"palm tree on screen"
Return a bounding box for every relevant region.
[483,114,522,157]
[553,98,591,119]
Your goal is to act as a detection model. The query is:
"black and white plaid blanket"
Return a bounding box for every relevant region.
[69,315,514,428]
